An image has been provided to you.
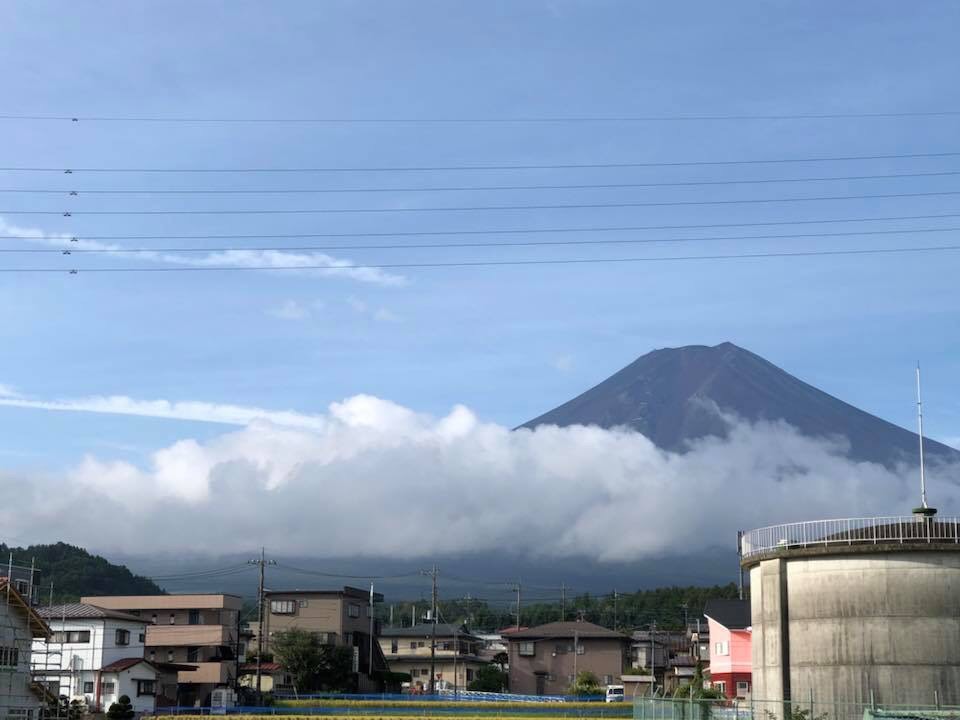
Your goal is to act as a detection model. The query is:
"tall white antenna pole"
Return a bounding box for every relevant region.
[917,364,928,509]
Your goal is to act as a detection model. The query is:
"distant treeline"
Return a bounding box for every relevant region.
[377,582,740,632]
[1,541,163,603]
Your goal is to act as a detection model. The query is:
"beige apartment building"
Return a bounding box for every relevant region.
[81,594,243,706]
[259,587,387,693]
[379,624,488,692]
[507,621,629,696]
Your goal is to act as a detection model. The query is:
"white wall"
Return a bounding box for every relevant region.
[31,617,148,703]
[101,663,162,714]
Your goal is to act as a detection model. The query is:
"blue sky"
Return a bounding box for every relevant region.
[1,0,959,477]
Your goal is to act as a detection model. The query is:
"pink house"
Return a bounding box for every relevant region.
[703,599,751,700]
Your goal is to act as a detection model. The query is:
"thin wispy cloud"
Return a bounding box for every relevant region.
[0,390,325,430]
[268,299,311,320]
[0,217,406,286]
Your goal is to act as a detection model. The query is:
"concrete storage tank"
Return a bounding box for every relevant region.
[742,513,960,717]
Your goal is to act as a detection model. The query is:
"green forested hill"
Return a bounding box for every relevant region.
[1,541,163,602]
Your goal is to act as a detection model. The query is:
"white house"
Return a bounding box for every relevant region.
[1,578,52,720]
[32,603,184,713]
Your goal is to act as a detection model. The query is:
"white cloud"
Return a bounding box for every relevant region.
[0,392,324,430]
[269,300,310,320]
[2,392,953,560]
[373,308,401,323]
[347,296,368,313]
[0,383,18,398]
[0,217,405,286]
[348,296,400,322]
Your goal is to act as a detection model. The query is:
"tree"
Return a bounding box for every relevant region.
[68,699,86,720]
[492,652,509,671]
[106,695,135,720]
[568,671,603,697]
[673,661,723,699]
[467,665,507,692]
[271,629,354,693]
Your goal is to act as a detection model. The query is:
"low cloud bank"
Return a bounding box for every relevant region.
[3,394,953,559]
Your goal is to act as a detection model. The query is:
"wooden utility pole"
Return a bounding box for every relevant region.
[514,579,522,631]
[560,583,566,622]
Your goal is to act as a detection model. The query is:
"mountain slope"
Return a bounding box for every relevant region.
[1,541,163,602]
[521,342,959,467]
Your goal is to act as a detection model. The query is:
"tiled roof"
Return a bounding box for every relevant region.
[507,621,628,640]
[37,603,147,623]
[240,662,283,673]
[703,599,751,630]
[381,623,477,639]
[101,658,153,673]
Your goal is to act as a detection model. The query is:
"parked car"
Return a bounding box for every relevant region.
[605,685,625,703]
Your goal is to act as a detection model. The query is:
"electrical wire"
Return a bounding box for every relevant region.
[4,243,960,273]
[3,110,960,122]
[6,189,960,215]
[4,168,960,195]
[3,150,960,173]
[10,225,960,254]
[273,563,423,581]
[3,211,959,242]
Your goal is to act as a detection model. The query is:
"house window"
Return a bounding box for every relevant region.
[0,646,19,667]
[466,669,475,682]
[418,641,425,648]
[736,681,750,697]
[714,681,726,694]
[169,613,176,625]
[409,641,417,650]
[149,651,156,662]
[348,604,361,618]
[391,640,398,653]
[52,631,91,644]
[189,610,200,625]
[136,679,156,696]
[604,675,613,685]
[518,642,535,657]
[440,641,453,651]
[187,646,199,662]
[151,614,157,624]
[116,629,130,646]
[139,633,146,643]
[299,600,309,608]
[271,600,296,615]
[714,641,729,656]
[167,650,174,662]
[83,682,95,694]
[576,643,585,655]
[102,681,116,695]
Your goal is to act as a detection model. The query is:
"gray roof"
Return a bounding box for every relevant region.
[508,621,628,640]
[37,603,147,623]
[703,599,751,630]
[381,624,477,639]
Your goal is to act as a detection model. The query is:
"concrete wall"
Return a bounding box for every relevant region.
[750,550,960,710]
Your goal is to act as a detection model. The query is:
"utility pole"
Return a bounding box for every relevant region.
[248,548,276,705]
[650,621,657,689]
[573,629,579,682]
[368,583,375,682]
[613,590,618,631]
[560,583,566,622]
[421,565,439,694]
[513,579,522,631]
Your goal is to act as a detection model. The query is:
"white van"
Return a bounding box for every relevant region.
[605,685,625,703]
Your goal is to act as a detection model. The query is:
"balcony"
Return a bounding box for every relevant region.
[177,662,231,685]
[146,625,234,647]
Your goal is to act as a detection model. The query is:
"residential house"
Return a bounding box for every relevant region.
[0,577,52,720]
[260,587,388,693]
[33,603,189,712]
[81,593,243,706]
[379,623,487,692]
[238,662,287,694]
[507,621,629,697]
[703,599,751,700]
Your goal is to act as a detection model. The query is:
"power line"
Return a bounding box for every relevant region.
[3,211,959,242]
[10,225,960,254]
[3,110,960,123]
[3,243,960,273]
[4,169,960,195]
[3,150,960,173]
[6,189,960,216]
[273,563,422,580]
